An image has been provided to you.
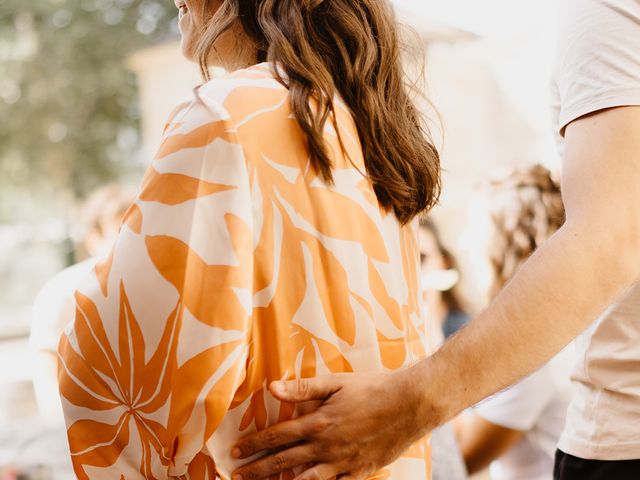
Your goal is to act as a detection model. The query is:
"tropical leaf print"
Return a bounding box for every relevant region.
[58,63,430,479]
[59,282,180,478]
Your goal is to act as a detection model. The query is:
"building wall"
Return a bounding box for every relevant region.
[127,41,203,162]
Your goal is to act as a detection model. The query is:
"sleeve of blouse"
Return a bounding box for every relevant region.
[57,96,253,479]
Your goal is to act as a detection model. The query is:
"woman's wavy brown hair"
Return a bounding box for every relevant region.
[193,0,440,224]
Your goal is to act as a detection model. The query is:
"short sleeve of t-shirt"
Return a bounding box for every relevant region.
[474,365,555,431]
[554,0,640,134]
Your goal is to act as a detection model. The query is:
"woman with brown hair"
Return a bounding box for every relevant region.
[57,0,440,479]
[418,218,470,349]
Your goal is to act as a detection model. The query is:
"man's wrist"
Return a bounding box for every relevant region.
[397,358,449,436]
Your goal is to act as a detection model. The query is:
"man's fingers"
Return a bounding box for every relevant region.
[270,376,342,403]
[292,463,342,480]
[231,445,314,480]
[232,415,312,459]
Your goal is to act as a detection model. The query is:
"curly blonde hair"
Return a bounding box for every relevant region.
[486,165,565,299]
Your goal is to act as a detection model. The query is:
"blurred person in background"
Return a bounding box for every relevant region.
[419,218,470,350]
[455,165,571,480]
[419,219,469,479]
[56,0,441,478]
[29,185,134,422]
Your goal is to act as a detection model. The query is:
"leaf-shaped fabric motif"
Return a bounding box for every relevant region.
[58,334,121,411]
[399,226,421,314]
[238,388,269,432]
[95,245,115,297]
[118,281,148,406]
[123,203,143,234]
[376,330,407,371]
[302,233,356,345]
[72,290,124,382]
[166,339,245,442]
[137,303,181,415]
[226,86,390,263]
[181,452,217,480]
[67,414,131,478]
[59,64,430,479]
[145,228,250,330]
[59,282,182,478]
[162,101,192,134]
[295,327,354,375]
[368,259,405,331]
[139,168,237,206]
[155,120,238,160]
[252,199,277,294]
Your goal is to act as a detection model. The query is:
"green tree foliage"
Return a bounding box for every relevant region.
[0,0,177,221]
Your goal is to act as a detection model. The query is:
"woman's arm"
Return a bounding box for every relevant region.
[454,413,523,475]
[57,96,254,479]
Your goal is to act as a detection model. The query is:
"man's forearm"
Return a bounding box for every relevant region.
[406,222,639,433]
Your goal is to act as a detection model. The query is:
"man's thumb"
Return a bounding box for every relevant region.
[269,376,340,402]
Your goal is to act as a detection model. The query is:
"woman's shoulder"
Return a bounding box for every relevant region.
[164,62,287,134]
[154,65,287,177]
[193,62,287,122]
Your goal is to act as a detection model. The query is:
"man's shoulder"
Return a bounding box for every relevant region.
[554,0,640,133]
[557,0,640,53]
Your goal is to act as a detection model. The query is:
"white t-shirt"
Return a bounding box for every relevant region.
[551,0,640,461]
[29,259,96,352]
[474,347,574,480]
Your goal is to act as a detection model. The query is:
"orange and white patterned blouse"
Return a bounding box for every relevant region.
[58,63,431,480]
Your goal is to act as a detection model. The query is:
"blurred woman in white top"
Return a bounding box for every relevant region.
[455,165,573,480]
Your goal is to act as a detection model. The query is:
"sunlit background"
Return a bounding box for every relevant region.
[0,0,558,478]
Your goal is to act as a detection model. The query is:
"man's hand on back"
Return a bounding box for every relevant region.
[231,369,435,480]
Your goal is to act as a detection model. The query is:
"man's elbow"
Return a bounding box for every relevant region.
[563,211,640,288]
[619,210,640,273]
[597,216,640,284]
